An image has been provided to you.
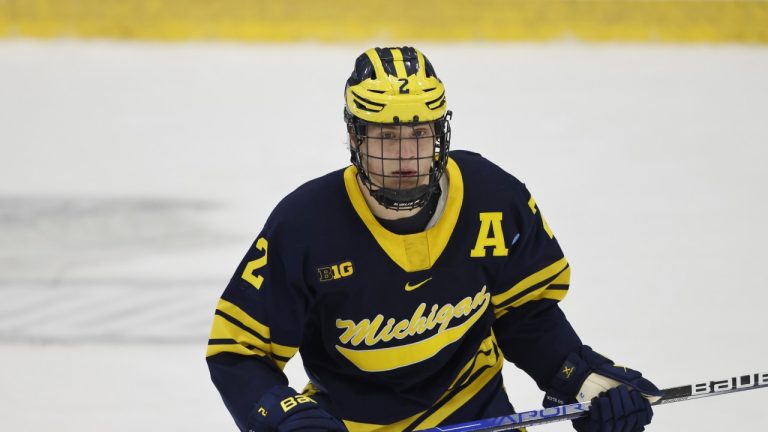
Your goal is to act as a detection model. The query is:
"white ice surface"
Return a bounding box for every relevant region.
[1,41,767,431]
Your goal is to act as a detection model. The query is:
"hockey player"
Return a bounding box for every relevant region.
[207,47,661,432]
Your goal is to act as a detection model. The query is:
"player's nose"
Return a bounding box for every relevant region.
[399,138,419,159]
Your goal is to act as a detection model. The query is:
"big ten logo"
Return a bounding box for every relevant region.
[317,261,354,282]
[280,394,316,412]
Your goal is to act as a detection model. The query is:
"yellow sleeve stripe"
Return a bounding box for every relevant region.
[213,298,298,359]
[205,339,289,369]
[215,298,270,340]
[493,284,569,318]
[506,265,568,309]
[208,315,271,355]
[492,257,569,306]
[493,265,570,318]
[207,317,294,369]
[206,339,268,358]
[494,308,509,319]
[271,342,299,360]
[540,289,568,302]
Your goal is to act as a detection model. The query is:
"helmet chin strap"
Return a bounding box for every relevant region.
[369,182,437,211]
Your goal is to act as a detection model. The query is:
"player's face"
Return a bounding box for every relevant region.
[359,123,435,190]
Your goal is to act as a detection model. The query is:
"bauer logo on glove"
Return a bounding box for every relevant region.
[247,385,348,432]
[279,394,317,412]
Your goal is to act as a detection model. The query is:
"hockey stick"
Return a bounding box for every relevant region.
[421,372,768,432]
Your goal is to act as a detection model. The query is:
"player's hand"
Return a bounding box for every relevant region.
[544,346,662,406]
[573,385,652,432]
[543,346,662,432]
[247,385,348,432]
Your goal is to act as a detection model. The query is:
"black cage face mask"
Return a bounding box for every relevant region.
[347,111,452,211]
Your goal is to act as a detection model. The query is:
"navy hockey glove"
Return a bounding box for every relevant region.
[543,346,662,432]
[247,385,348,432]
[574,385,653,432]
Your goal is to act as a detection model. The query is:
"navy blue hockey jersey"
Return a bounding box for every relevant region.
[207,151,582,431]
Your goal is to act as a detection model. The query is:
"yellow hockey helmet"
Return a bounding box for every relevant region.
[344,47,447,124]
[344,47,452,211]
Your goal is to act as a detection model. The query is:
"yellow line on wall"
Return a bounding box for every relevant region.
[1,0,767,43]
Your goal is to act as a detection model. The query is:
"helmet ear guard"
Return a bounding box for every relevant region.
[344,47,452,211]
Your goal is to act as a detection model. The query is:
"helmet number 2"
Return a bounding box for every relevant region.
[398,78,410,94]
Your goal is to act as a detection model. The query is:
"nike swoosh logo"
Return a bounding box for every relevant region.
[405,277,432,292]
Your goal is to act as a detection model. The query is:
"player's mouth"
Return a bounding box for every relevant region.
[391,170,418,177]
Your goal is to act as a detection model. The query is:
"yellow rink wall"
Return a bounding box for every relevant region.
[1,0,767,43]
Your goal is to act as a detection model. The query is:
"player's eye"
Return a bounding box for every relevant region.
[413,129,428,137]
[382,132,396,139]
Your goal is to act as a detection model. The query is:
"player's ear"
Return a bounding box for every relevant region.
[348,130,364,149]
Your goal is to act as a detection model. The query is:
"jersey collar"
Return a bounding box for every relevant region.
[343,157,464,272]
